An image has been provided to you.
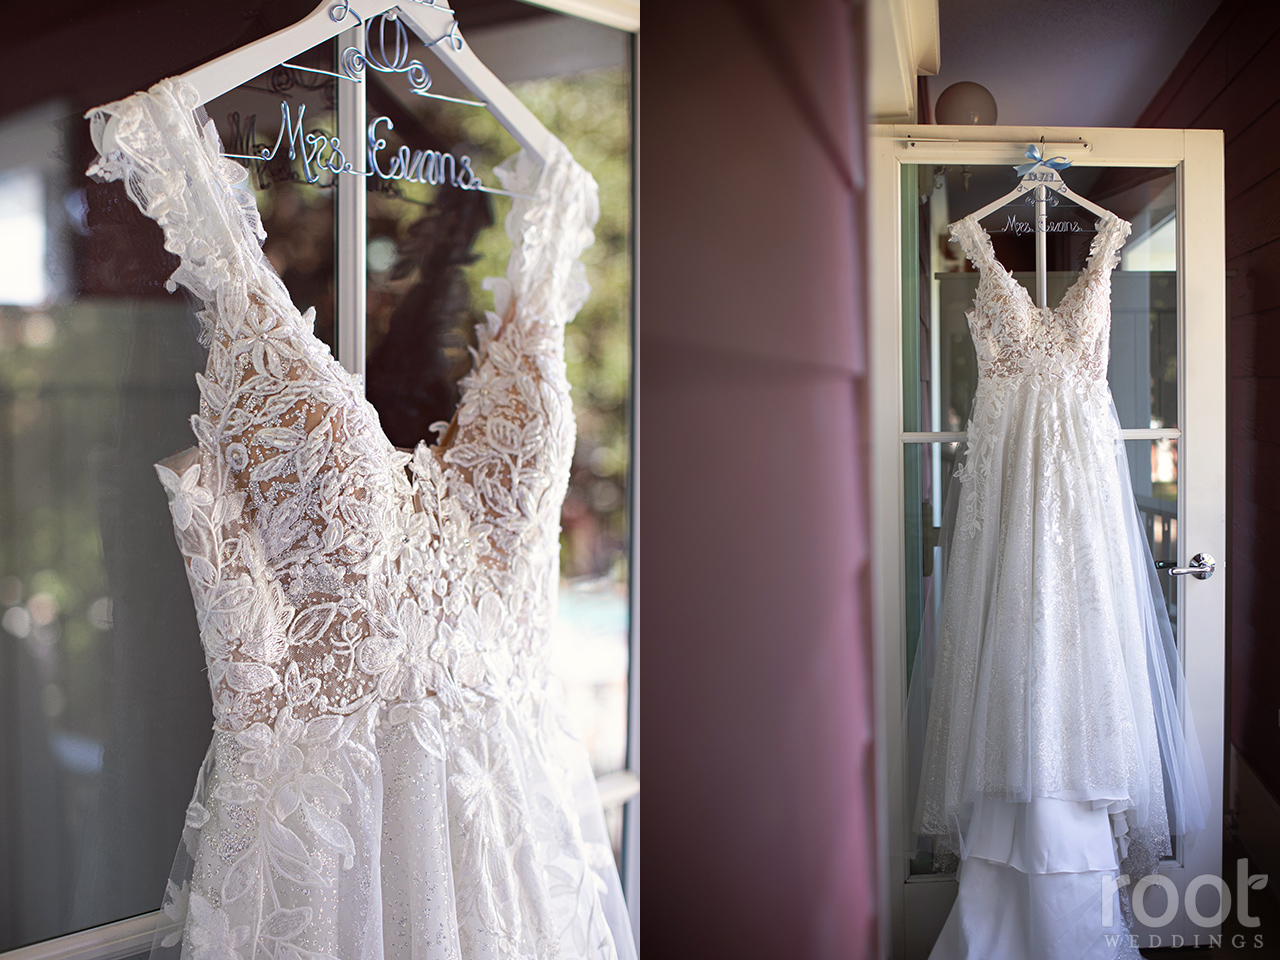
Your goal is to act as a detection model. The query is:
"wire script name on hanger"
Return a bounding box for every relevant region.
[233,99,481,190]
[220,9,530,198]
[1001,215,1085,236]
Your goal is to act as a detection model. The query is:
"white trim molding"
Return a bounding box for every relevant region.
[901,429,1183,444]
[0,913,173,960]
[518,0,639,33]
[868,0,940,122]
[596,769,640,808]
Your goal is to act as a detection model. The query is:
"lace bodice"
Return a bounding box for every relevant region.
[87,78,632,960]
[948,212,1132,384]
[88,79,596,733]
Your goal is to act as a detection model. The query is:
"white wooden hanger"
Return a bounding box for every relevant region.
[90,0,562,380]
[962,163,1113,225]
[97,0,556,164]
[957,144,1117,309]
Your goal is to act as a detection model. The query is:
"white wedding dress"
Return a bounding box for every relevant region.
[87,79,635,960]
[914,211,1210,960]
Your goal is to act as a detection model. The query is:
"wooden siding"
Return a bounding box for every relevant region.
[640,0,878,957]
[1138,0,1280,810]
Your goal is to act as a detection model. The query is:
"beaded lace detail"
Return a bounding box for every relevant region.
[87,78,629,960]
[948,212,1132,385]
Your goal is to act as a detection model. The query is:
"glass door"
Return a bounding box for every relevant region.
[870,128,1226,959]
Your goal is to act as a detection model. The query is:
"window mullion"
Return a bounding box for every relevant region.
[336,23,368,385]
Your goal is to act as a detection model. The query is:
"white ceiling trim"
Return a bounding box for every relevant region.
[869,0,940,123]
[519,0,639,32]
[908,0,940,76]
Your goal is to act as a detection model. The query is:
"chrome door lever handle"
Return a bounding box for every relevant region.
[1155,552,1216,580]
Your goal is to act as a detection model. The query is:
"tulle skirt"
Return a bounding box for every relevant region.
[911,373,1208,888]
[150,680,636,960]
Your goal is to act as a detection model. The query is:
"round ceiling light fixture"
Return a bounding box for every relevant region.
[935,82,998,125]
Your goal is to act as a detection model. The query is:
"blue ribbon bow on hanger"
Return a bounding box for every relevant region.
[1014,143,1072,176]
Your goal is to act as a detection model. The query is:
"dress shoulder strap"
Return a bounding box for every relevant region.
[86,78,299,346]
[1084,212,1134,277]
[948,216,998,273]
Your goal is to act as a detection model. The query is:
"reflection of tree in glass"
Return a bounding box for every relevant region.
[1,304,126,751]
[367,188,492,445]
[364,77,493,447]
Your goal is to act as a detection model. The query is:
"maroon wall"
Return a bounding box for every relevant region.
[1136,0,1280,806]
[640,1,878,957]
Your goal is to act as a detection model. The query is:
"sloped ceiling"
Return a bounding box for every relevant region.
[931,0,1222,127]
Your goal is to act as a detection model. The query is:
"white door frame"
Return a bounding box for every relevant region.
[869,125,1227,960]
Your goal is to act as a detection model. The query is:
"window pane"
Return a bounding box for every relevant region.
[902,164,1178,433]
[363,14,633,776]
[0,43,336,951]
[1127,437,1179,628]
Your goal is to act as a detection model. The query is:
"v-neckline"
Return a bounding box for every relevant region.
[119,79,566,490]
[960,210,1125,319]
